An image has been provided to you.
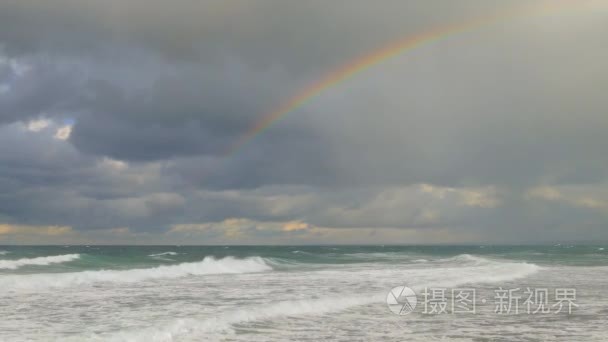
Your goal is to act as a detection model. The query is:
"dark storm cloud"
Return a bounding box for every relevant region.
[0,0,607,242]
[2,0,604,189]
[0,0,528,65]
[0,59,82,124]
[67,64,307,161]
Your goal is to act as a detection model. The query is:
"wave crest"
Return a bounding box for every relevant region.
[105,294,382,341]
[441,253,514,266]
[105,255,541,341]
[148,252,178,257]
[0,256,272,290]
[0,254,80,270]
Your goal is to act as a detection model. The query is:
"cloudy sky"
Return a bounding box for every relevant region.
[1,0,607,244]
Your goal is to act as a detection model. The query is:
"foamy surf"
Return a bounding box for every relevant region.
[0,254,80,270]
[101,255,541,342]
[442,253,493,265]
[103,294,384,342]
[148,252,179,257]
[0,256,272,290]
[148,252,179,261]
[9,246,601,342]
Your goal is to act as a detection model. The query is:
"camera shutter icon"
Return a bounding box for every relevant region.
[386,285,417,315]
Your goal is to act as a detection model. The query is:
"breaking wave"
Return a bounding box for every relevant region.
[0,256,272,290]
[148,252,178,257]
[438,253,522,267]
[104,255,540,341]
[104,294,382,341]
[0,254,80,270]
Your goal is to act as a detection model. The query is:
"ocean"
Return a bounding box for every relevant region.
[0,245,606,341]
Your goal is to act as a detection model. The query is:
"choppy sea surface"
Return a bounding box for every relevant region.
[0,245,606,341]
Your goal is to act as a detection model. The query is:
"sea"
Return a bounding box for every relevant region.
[0,245,606,341]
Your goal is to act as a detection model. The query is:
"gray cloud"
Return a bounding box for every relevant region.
[0,0,607,243]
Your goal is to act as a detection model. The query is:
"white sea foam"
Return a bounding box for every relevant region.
[430,262,539,288]
[0,256,271,290]
[105,294,383,341]
[0,254,80,270]
[409,254,541,288]
[441,253,496,265]
[148,252,178,257]
[0,250,9,255]
[345,252,400,258]
[291,250,314,255]
[104,255,540,341]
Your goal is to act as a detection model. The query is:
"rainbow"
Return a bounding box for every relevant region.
[225,0,599,155]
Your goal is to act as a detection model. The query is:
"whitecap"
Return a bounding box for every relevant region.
[148,252,178,257]
[442,253,492,265]
[0,256,272,290]
[0,254,80,270]
[105,293,382,341]
[109,257,540,341]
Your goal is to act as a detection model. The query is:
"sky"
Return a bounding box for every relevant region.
[1,0,607,244]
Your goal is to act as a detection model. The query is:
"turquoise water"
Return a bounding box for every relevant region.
[0,245,606,341]
[2,245,607,272]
